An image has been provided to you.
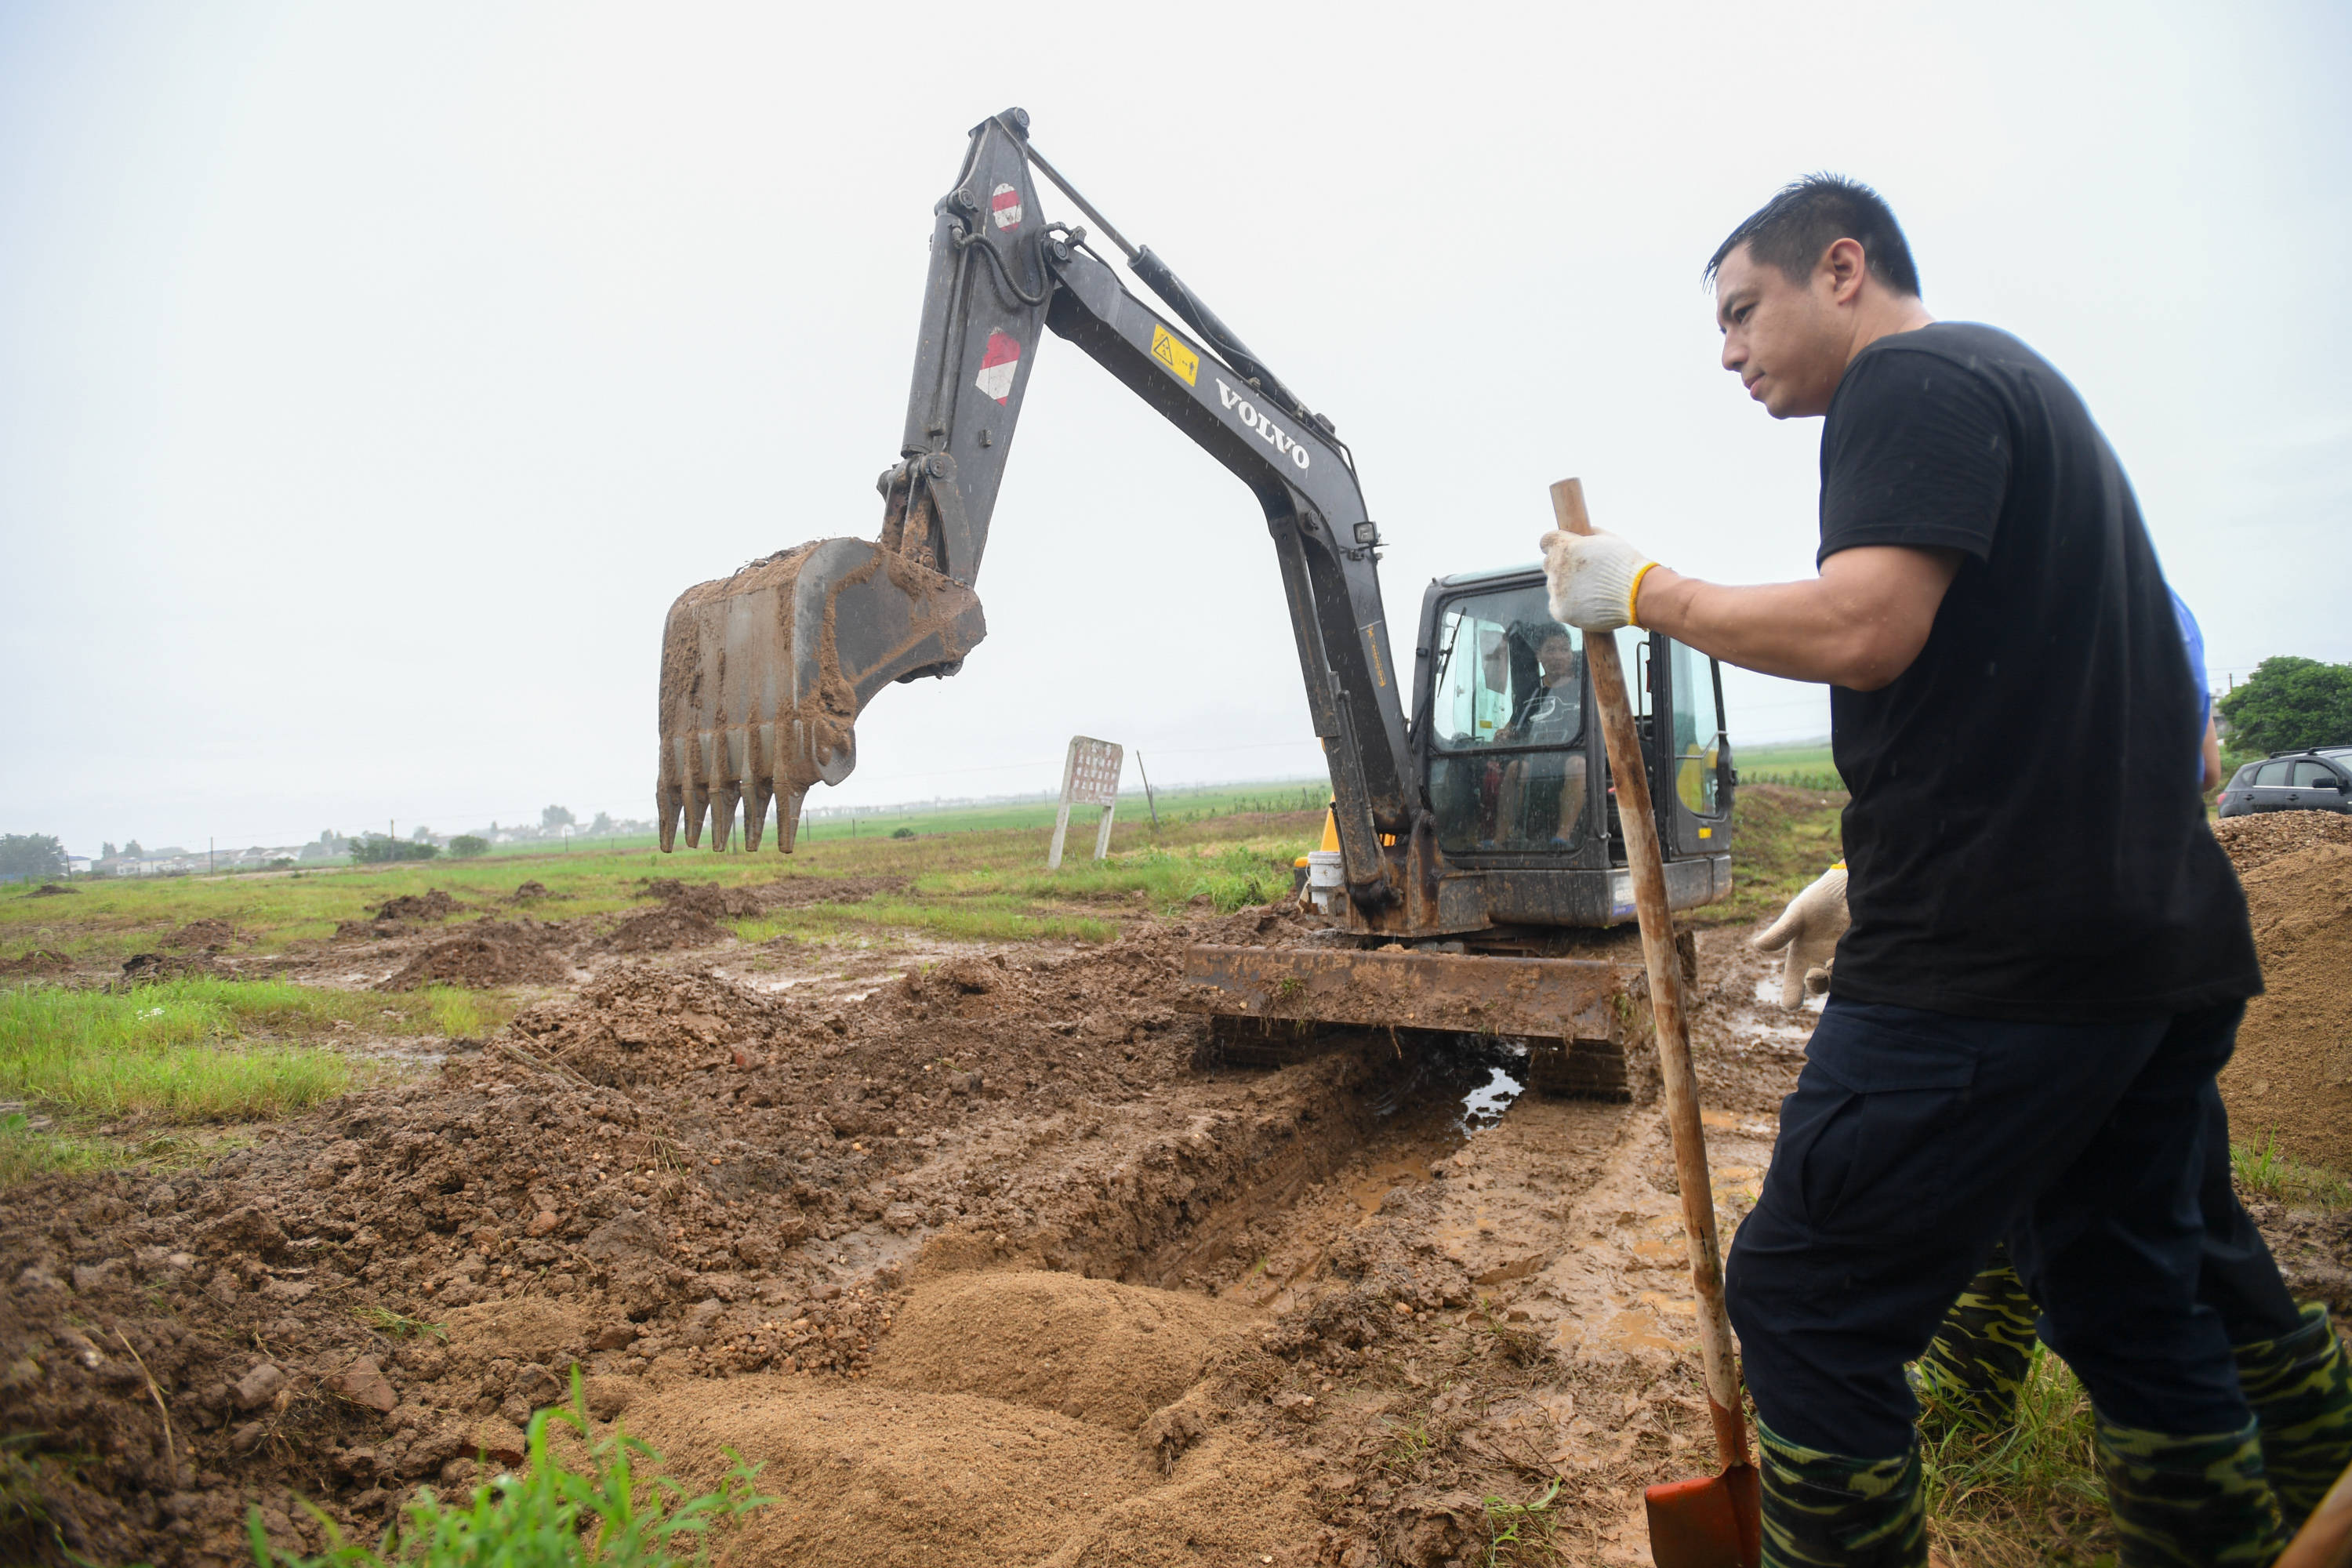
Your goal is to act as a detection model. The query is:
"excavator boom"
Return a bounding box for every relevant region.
[658,109,1418,911]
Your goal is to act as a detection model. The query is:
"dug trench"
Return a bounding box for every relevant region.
[7,840,2349,1567]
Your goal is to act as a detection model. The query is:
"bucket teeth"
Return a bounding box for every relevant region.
[744,779,774,851]
[657,537,985,856]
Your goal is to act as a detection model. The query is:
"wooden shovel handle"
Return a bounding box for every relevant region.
[1550,478,1751,1472]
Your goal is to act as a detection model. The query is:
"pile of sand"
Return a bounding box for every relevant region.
[620,1269,1311,1568]
[2219,843,2352,1171]
[868,1270,1255,1432]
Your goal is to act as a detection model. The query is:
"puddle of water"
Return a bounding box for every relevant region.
[1750,975,1829,1013]
[1461,1065,1521,1131]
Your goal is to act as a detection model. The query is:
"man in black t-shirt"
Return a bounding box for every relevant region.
[1541,177,2317,1565]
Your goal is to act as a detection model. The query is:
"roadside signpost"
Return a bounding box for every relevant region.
[1047,735,1123,869]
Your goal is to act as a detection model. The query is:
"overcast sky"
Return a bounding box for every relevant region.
[3,2,2346,855]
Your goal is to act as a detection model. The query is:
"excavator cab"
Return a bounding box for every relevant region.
[1412,568,1735,928]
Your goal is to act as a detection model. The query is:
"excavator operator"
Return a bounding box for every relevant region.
[1541,175,2319,1566]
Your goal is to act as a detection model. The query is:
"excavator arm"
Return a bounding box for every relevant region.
[657,108,1422,909]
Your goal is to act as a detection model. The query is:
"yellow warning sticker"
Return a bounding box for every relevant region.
[1150,324,1200,386]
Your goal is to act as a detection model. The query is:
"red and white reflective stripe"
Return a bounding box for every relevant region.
[975,329,1020,403]
[989,183,1022,231]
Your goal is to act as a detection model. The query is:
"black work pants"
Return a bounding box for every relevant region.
[1725,996,2252,1457]
[2190,1080,2303,1343]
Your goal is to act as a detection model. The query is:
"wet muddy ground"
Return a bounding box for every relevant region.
[6,867,2348,1567]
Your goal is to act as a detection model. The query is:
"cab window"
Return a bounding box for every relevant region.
[1425,584,1588,853]
[1668,639,1724,817]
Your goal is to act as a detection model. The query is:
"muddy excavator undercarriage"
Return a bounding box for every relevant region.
[656,109,1737,1098]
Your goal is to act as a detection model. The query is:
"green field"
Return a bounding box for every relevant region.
[5,777,1859,968]
[1736,738,1841,791]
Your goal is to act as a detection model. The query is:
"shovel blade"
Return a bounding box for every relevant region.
[1645,1464,1760,1568]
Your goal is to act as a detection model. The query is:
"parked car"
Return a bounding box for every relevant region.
[2216,746,2352,817]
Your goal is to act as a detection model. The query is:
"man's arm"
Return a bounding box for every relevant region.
[1633,545,1963,691]
[2201,717,2222,795]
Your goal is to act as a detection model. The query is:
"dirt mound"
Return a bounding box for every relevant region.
[161,916,240,950]
[760,874,910,909]
[508,967,789,1073]
[633,875,908,915]
[2220,843,2352,1172]
[870,1270,1257,1431]
[26,883,75,898]
[622,1378,1262,1568]
[511,880,551,901]
[600,905,729,953]
[121,950,230,982]
[371,889,460,922]
[377,920,570,989]
[333,918,406,942]
[2214,811,2352,875]
[0,949,71,977]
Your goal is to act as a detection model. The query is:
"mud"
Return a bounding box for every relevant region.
[27,883,77,898]
[2219,842,2352,1172]
[0,948,72,977]
[6,882,2346,1568]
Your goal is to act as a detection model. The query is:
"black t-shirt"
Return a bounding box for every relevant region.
[1818,321,2259,1022]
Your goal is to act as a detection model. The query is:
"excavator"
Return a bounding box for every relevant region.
[656,109,1737,1097]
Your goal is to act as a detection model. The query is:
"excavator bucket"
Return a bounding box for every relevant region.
[656,538,985,854]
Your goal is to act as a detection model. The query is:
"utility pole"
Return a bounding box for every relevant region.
[1136,752,1160,830]
[209,837,213,877]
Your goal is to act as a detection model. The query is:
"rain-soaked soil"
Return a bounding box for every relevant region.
[5,861,2347,1567]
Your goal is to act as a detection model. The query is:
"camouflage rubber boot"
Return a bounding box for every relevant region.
[2236,1301,2352,1530]
[2095,1415,2288,1568]
[1755,1420,1926,1568]
[1910,1243,2039,1434]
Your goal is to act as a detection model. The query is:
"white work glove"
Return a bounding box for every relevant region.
[1751,864,1848,1010]
[1539,529,1658,633]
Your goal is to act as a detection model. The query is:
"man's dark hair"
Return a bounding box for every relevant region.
[1705,174,1921,298]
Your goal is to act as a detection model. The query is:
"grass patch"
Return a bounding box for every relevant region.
[1920,1345,2108,1566]
[0,975,502,1130]
[0,1111,114,1187]
[2232,1131,2352,1209]
[0,982,357,1122]
[251,1372,770,1566]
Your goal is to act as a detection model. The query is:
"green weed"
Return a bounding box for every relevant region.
[1378,1416,1434,1475]
[354,1305,448,1341]
[1919,1345,2107,1566]
[1481,1477,1562,1566]
[249,1371,770,1567]
[2232,1131,2351,1209]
